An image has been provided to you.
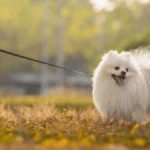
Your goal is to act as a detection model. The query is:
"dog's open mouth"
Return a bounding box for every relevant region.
[111,74,125,85]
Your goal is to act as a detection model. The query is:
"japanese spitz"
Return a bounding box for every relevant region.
[92,49,150,123]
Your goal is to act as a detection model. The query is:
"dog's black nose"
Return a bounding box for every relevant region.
[121,71,126,76]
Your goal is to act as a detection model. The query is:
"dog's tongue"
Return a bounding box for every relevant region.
[116,76,125,85]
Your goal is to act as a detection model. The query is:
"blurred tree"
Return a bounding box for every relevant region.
[118,29,150,50]
[0,0,97,74]
[0,0,150,74]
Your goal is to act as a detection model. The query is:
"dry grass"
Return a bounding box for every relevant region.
[0,95,150,150]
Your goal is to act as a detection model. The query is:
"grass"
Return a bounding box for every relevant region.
[0,92,150,150]
[1,90,92,109]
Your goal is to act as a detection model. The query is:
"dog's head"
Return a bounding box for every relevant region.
[101,51,138,85]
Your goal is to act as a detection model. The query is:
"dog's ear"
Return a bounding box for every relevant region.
[102,50,118,60]
[120,52,131,59]
[122,52,131,59]
[107,50,118,58]
[126,53,131,59]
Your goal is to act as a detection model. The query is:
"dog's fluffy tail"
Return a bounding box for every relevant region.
[130,47,150,69]
[131,47,150,111]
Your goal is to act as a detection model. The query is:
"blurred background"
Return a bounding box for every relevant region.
[0,0,150,95]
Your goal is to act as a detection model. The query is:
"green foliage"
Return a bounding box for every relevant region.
[118,30,150,51]
[0,0,150,73]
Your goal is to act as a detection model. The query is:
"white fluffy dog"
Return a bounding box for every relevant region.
[92,49,150,123]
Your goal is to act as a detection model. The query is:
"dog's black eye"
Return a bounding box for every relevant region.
[126,68,128,72]
[114,66,120,70]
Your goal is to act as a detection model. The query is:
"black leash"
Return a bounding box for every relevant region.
[0,49,92,77]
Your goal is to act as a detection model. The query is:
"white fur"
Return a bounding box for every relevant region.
[92,49,150,123]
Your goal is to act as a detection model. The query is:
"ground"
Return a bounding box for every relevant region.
[0,91,150,150]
